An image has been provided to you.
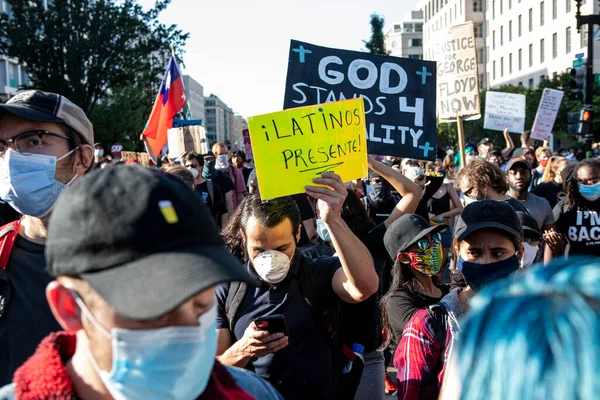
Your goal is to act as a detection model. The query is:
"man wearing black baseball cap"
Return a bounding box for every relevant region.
[0,90,94,385]
[0,165,282,399]
[477,128,515,159]
[395,200,524,399]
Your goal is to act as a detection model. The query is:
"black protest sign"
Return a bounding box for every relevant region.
[283,39,437,160]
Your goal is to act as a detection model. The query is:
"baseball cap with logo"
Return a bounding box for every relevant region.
[46,165,254,320]
[0,90,94,145]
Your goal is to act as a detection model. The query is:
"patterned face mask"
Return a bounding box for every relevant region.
[400,233,443,277]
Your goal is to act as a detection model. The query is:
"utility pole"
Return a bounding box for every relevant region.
[575,0,599,144]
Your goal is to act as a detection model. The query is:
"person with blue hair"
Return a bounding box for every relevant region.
[440,256,600,400]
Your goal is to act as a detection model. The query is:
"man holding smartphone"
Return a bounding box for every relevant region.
[217,172,378,400]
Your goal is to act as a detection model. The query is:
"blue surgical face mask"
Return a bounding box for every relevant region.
[74,294,218,400]
[316,218,332,243]
[0,149,78,218]
[457,254,520,292]
[578,181,600,202]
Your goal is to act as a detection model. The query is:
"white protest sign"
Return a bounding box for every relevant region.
[433,22,481,122]
[483,91,526,133]
[167,125,208,158]
[530,88,564,141]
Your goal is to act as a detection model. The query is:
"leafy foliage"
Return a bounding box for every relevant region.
[0,0,188,149]
[364,13,388,55]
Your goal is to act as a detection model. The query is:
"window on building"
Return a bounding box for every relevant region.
[0,61,6,88]
[509,0,512,8]
[519,81,523,87]
[519,14,522,36]
[529,78,534,88]
[455,4,457,17]
[540,38,545,62]
[500,26,504,46]
[20,67,29,87]
[493,60,496,80]
[415,23,423,32]
[552,0,557,18]
[500,0,503,13]
[391,41,398,48]
[529,8,533,32]
[493,30,496,49]
[553,71,558,79]
[509,20,512,41]
[552,33,557,58]
[509,53,513,73]
[479,73,485,90]
[394,24,402,32]
[566,0,571,12]
[8,63,18,88]
[477,48,484,63]
[519,48,522,70]
[540,74,546,81]
[540,1,544,26]
[408,54,423,59]
[566,26,572,53]
[501,56,504,77]
[529,43,533,67]
[474,22,483,37]
[474,0,483,11]
[409,38,422,47]
[404,23,414,32]
[581,25,587,48]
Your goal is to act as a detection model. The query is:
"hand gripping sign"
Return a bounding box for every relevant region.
[248,98,368,200]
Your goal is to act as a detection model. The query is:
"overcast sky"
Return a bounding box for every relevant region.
[137,0,420,117]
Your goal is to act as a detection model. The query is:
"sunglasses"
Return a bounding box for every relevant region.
[186,163,198,169]
[416,232,442,251]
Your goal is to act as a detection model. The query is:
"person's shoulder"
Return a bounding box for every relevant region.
[554,198,569,214]
[0,383,14,400]
[225,366,283,399]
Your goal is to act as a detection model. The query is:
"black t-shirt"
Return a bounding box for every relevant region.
[216,253,341,400]
[533,181,565,209]
[363,196,398,225]
[194,180,227,221]
[554,199,600,256]
[1,236,62,385]
[212,171,235,196]
[386,284,450,344]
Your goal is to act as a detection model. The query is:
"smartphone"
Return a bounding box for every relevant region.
[254,314,290,338]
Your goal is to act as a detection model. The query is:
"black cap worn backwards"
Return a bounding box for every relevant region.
[46,165,254,320]
[455,200,523,242]
[384,214,448,259]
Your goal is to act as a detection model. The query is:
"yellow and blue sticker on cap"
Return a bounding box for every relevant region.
[159,200,179,224]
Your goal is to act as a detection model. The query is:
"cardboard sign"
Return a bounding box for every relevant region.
[283,39,436,160]
[248,98,368,200]
[121,151,150,166]
[242,129,254,161]
[167,125,208,158]
[433,22,481,122]
[483,91,526,133]
[530,88,564,141]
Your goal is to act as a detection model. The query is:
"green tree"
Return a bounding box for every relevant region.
[0,0,188,117]
[364,13,388,55]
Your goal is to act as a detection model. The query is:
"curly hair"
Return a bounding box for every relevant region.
[456,158,508,194]
[563,159,600,209]
[222,193,301,263]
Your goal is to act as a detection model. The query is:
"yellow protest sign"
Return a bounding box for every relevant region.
[248,98,368,200]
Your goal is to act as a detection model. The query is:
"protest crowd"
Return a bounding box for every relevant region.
[1,29,600,400]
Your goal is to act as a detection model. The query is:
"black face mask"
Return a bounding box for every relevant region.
[370,181,392,203]
[202,160,217,179]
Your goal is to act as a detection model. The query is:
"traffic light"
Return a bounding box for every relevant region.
[578,106,593,136]
[569,66,586,102]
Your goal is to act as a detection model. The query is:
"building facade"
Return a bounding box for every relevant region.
[204,94,234,146]
[384,10,425,59]
[419,0,487,89]
[231,114,248,151]
[0,1,29,102]
[485,0,600,89]
[182,75,205,123]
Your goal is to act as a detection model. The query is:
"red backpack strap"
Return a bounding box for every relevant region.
[0,220,21,270]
